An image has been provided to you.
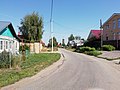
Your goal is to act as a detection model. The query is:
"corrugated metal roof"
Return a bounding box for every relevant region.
[0,21,11,32]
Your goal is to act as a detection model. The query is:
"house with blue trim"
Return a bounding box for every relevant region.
[0,21,20,54]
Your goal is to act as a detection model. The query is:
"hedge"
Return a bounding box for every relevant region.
[79,46,96,53]
[102,45,115,51]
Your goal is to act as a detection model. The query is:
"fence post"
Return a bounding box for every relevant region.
[9,52,12,69]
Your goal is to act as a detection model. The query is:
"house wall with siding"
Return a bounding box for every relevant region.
[0,36,19,54]
[0,27,19,54]
[1,27,14,38]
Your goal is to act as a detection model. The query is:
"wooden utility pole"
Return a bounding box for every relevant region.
[100,19,103,48]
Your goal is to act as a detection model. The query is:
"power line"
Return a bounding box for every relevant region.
[53,21,81,31]
[53,20,99,33]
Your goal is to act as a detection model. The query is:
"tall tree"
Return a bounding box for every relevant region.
[19,12,43,42]
[48,37,58,47]
[68,34,75,41]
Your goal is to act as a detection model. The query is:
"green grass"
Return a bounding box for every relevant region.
[0,53,60,88]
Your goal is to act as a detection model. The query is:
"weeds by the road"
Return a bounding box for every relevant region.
[0,53,60,87]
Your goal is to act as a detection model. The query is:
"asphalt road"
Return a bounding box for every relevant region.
[2,49,120,90]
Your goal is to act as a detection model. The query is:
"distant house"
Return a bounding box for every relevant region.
[0,21,20,54]
[103,13,120,49]
[86,30,102,48]
[87,30,102,41]
[74,36,84,46]
[68,36,84,47]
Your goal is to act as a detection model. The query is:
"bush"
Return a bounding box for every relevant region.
[0,50,21,68]
[75,46,102,56]
[79,46,96,53]
[0,51,11,68]
[102,45,115,51]
[84,51,102,56]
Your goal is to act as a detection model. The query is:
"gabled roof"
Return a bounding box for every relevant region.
[103,13,120,25]
[88,30,102,40]
[91,30,102,38]
[0,21,21,41]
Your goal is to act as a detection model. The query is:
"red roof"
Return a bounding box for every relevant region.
[88,30,103,40]
[91,30,102,38]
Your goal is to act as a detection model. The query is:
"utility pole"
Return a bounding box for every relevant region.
[50,0,54,52]
[100,19,103,48]
[117,32,119,49]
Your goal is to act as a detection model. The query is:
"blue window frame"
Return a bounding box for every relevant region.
[113,20,116,29]
[106,25,109,29]
[118,18,120,28]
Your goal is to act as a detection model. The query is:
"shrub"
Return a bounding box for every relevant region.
[79,46,96,53]
[0,50,21,68]
[102,45,115,51]
[75,46,102,56]
[84,51,102,56]
[0,51,11,68]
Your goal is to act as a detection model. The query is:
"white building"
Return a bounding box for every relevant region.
[0,21,20,54]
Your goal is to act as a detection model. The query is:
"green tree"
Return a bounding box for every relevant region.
[68,34,75,41]
[48,37,58,47]
[19,12,43,42]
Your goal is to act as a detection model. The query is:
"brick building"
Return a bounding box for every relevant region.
[103,13,120,49]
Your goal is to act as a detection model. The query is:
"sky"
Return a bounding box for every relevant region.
[0,0,120,45]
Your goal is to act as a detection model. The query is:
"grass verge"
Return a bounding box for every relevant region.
[0,53,60,88]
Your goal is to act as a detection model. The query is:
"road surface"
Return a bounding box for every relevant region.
[2,49,120,90]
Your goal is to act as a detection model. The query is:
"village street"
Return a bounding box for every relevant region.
[1,48,120,90]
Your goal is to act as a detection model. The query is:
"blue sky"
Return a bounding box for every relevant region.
[0,0,120,44]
